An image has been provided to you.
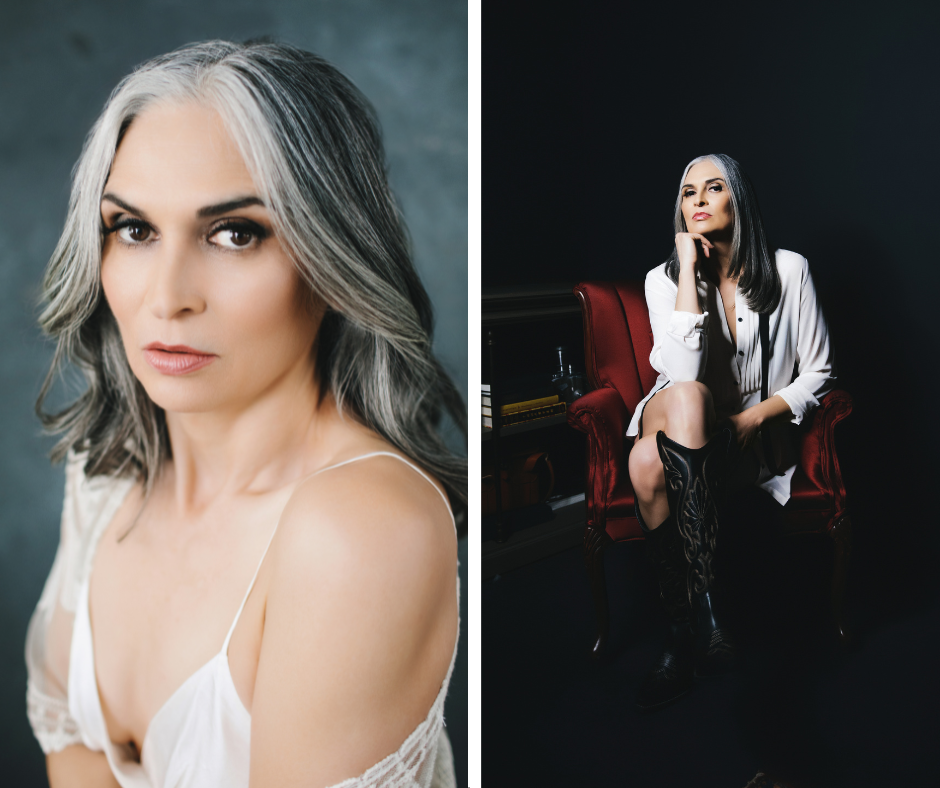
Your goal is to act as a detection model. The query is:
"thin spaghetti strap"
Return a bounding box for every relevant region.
[300,451,455,528]
[221,523,279,654]
[222,450,454,653]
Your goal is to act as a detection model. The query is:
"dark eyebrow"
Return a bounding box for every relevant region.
[100,193,266,220]
[196,196,266,218]
[101,192,149,221]
[681,177,726,190]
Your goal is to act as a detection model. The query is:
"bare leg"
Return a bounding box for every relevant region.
[629,381,715,530]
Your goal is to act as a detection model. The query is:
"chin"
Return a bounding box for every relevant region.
[135,372,231,415]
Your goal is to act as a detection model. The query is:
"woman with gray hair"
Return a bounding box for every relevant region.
[25,40,465,787]
[627,153,835,711]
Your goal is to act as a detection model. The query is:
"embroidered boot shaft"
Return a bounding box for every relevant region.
[656,429,736,676]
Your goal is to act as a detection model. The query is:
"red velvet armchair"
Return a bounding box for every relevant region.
[566,280,853,657]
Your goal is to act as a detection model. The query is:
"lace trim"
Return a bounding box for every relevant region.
[27,682,82,755]
[329,700,446,787]
[430,730,455,788]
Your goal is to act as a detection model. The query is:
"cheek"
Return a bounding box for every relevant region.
[221,268,315,351]
[100,254,142,332]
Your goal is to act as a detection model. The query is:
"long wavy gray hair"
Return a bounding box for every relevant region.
[664,153,781,314]
[36,40,468,512]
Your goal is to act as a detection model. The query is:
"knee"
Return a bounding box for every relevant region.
[668,381,711,413]
[629,439,665,500]
[665,381,712,429]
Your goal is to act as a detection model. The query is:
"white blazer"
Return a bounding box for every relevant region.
[626,249,836,505]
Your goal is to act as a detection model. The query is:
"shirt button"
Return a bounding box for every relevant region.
[738,317,743,322]
[738,350,744,356]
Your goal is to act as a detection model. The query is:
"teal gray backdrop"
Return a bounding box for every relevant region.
[0,1,468,785]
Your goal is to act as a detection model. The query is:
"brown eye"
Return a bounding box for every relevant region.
[116,223,152,243]
[210,224,260,249]
[228,229,252,247]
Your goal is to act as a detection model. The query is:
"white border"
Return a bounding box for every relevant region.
[466,0,481,785]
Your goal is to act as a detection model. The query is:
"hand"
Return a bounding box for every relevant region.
[727,408,762,451]
[675,232,714,275]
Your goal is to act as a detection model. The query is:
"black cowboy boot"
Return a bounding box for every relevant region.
[656,428,736,677]
[636,511,695,711]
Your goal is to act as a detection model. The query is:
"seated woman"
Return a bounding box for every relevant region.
[25,41,466,787]
[627,153,835,711]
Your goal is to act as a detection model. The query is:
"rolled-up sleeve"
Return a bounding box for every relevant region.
[646,268,709,383]
[773,258,836,425]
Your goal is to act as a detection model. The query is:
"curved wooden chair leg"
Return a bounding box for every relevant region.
[829,514,853,644]
[584,524,611,659]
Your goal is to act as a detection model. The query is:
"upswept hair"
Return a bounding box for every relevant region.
[36,40,467,511]
[664,153,781,314]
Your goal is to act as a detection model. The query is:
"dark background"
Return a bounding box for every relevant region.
[0,1,467,785]
[483,2,940,786]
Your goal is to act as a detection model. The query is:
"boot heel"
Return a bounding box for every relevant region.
[635,516,695,711]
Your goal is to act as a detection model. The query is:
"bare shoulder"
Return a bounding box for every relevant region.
[266,451,457,633]
[279,452,453,563]
[249,452,458,784]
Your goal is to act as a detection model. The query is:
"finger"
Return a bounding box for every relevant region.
[689,234,714,255]
[688,232,713,246]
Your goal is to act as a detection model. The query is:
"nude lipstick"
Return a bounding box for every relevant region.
[692,212,711,221]
[143,343,217,375]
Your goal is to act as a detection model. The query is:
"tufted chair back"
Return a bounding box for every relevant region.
[574,281,658,414]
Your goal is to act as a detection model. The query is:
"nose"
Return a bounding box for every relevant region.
[145,240,206,320]
[695,190,708,207]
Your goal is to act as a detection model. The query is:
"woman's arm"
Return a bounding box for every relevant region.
[647,268,708,384]
[646,233,715,383]
[728,394,793,450]
[47,746,120,788]
[29,454,111,783]
[248,456,457,788]
[673,232,710,315]
[771,256,836,425]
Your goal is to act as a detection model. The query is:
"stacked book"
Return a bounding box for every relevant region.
[482,384,492,428]
[482,385,567,429]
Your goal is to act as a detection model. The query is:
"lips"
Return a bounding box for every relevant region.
[692,212,712,221]
[142,343,217,376]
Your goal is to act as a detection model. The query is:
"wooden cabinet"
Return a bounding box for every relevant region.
[481,284,588,577]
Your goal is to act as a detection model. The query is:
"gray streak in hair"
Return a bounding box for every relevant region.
[36,40,467,512]
[664,153,781,314]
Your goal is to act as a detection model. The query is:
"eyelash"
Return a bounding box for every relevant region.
[683,184,723,198]
[102,217,270,249]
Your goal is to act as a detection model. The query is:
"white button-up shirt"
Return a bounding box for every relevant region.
[626,249,836,505]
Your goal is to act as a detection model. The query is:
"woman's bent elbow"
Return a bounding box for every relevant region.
[48,745,121,788]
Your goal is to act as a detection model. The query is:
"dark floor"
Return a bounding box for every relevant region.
[482,484,940,788]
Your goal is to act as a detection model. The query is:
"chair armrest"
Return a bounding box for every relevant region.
[799,389,853,517]
[567,387,632,521]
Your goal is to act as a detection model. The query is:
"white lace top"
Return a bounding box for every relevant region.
[25,451,459,788]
